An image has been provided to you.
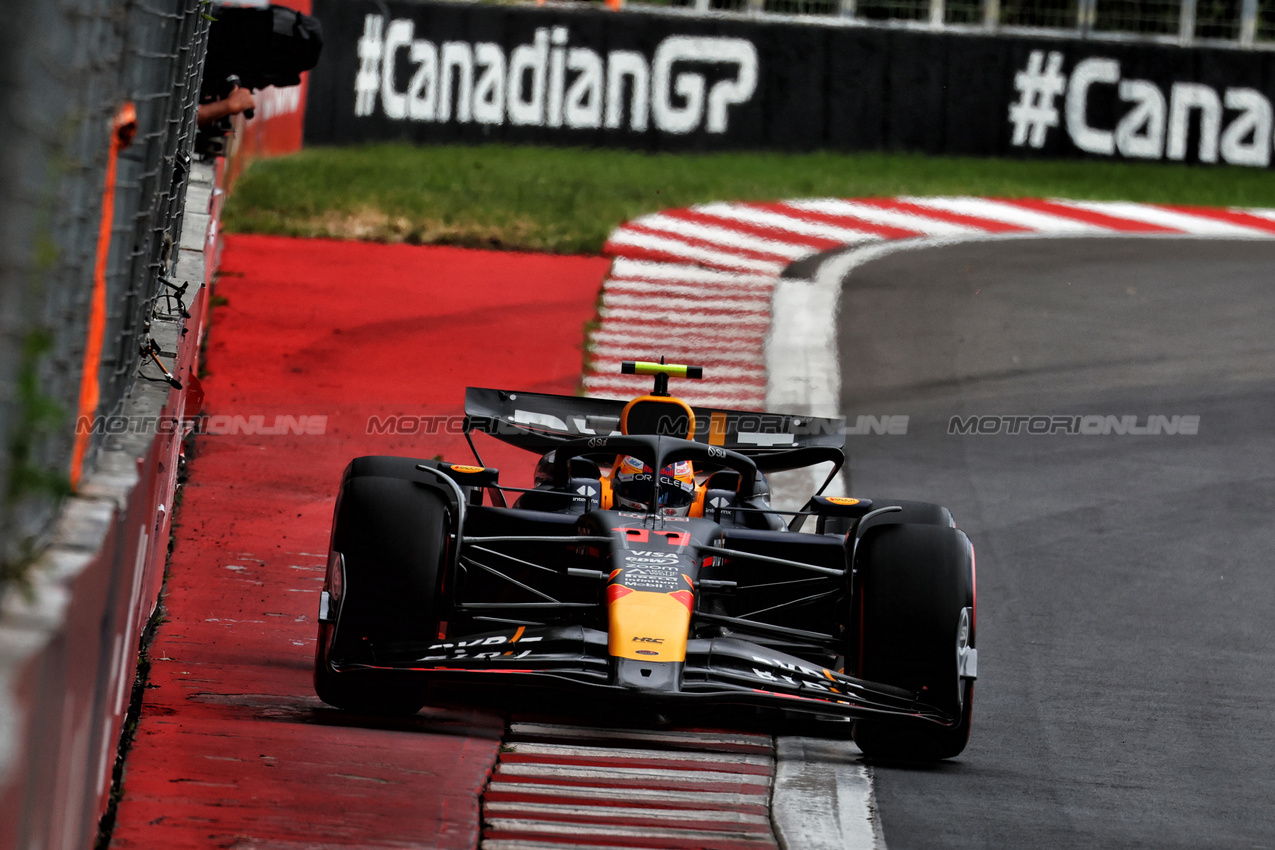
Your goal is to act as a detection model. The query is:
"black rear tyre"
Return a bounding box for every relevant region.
[851,523,976,761]
[314,470,451,715]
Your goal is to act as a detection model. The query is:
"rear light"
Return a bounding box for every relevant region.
[326,550,344,603]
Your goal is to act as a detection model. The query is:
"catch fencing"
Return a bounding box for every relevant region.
[0,0,313,843]
[0,0,210,593]
[640,0,1275,48]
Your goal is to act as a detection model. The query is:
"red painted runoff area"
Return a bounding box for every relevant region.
[109,236,609,849]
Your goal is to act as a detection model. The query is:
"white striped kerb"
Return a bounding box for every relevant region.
[480,723,777,849]
[583,196,1275,408]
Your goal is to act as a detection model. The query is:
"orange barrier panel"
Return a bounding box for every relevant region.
[71,103,137,491]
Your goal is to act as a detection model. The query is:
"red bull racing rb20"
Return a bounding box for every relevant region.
[313,361,977,761]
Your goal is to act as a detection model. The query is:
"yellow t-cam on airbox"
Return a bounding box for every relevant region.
[619,360,702,439]
[621,360,703,380]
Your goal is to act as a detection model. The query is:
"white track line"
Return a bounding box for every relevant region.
[765,274,842,420]
[772,738,883,850]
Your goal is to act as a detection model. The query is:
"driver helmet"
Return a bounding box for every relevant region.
[612,456,696,516]
[533,450,557,488]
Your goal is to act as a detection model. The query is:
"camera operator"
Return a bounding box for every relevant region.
[197,83,255,127]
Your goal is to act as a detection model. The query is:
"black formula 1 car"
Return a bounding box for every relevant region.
[314,361,977,760]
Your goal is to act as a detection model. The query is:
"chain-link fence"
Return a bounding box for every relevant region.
[0,0,211,593]
[647,0,1275,45]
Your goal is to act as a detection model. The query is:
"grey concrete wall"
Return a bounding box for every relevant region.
[0,161,220,850]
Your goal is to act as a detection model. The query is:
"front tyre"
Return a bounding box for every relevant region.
[314,470,451,715]
[851,523,976,761]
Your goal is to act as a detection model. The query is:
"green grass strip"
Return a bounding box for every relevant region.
[224,143,1275,255]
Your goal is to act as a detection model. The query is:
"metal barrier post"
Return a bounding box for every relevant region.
[1239,0,1257,45]
[982,0,999,29]
[1179,0,1196,44]
[1077,0,1097,35]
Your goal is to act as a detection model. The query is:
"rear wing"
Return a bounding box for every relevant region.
[464,387,845,464]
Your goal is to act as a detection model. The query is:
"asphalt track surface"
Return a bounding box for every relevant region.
[108,236,609,849]
[834,237,1275,849]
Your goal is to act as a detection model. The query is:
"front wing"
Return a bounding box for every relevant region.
[329,626,959,727]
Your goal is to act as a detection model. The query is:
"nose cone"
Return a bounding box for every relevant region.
[608,587,694,661]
